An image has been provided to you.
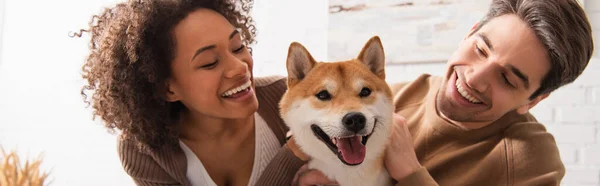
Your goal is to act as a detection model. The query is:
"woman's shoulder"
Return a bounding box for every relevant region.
[254,75,288,101]
[254,75,286,89]
[254,75,289,144]
[116,136,188,184]
[117,137,157,173]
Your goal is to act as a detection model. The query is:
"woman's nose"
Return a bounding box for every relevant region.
[224,57,248,79]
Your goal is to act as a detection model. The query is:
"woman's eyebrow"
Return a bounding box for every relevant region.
[229,29,239,40]
[191,29,240,61]
[191,45,216,61]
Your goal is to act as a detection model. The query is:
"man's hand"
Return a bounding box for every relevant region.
[384,114,422,181]
[292,164,339,186]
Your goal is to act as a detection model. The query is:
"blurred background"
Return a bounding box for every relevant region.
[0,0,597,185]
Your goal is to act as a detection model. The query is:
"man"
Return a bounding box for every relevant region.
[293,0,594,185]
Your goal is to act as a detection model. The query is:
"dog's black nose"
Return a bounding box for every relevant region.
[342,112,366,133]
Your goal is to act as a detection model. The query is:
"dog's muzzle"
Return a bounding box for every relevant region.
[310,116,377,166]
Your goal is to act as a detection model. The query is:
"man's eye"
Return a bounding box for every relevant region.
[475,45,488,58]
[502,73,514,88]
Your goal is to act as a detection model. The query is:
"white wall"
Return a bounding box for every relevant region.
[0,1,136,185]
[0,0,5,61]
[251,0,328,77]
[544,2,600,185]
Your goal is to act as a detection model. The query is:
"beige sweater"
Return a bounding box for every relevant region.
[391,74,565,186]
[117,76,305,186]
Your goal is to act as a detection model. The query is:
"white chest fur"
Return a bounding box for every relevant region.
[308,158,393,186]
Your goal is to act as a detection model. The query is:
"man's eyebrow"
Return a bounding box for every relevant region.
[191,45,216,61]
[507,64,530,89]
[229,29,239,39]
[476,33,494,52]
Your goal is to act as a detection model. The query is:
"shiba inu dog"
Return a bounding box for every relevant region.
[280,36,394,186]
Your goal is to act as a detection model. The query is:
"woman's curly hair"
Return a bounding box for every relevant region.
[73,0,257,151]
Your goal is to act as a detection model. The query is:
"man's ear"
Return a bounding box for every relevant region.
[516,93,550,114]
[165,80,181,102]
[464,22,479,40]
[286,42,317,87]
[356,36,386,79]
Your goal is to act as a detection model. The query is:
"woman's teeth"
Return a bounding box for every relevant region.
[455,78,482,104]
[222,81,251,97]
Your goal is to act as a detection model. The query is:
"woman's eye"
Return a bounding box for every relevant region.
[233,45,245,53]
[200,61,218,69]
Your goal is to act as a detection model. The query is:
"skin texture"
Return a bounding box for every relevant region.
[169,9,258,186]
[388,13,552,182]
[167,9,257,124]
[77,0,257,151]
[436,14,550,129]
[77,0,260,184]
[387,13,551,181]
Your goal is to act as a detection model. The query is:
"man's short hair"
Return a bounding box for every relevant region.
[471,0,594,99]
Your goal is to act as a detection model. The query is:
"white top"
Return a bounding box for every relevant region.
[179,113,280,186]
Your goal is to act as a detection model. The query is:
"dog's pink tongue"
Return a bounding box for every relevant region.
[337,136,366,164]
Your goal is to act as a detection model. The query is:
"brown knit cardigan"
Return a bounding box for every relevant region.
[117,76,305,186]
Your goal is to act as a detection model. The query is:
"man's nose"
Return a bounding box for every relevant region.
[465,63,493,93]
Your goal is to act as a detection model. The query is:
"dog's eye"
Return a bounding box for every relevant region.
[315,90,331,101]
[359,87,371,97]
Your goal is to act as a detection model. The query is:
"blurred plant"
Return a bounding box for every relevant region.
[0,146,50,186]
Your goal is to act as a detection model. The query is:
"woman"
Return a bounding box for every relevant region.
[75,0,307,185]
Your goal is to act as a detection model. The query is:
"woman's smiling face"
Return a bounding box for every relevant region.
[166,8,258,119]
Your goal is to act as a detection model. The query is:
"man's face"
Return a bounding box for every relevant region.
[437,14,551,129]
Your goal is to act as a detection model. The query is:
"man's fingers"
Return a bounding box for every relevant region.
[297,169,338,186]
[393,114,411,135]
[292,164,310,186]
[393,113,407,125]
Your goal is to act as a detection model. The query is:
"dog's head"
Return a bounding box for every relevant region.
[280,36,394,166]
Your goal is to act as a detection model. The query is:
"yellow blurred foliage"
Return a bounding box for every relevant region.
[0,146,50,186]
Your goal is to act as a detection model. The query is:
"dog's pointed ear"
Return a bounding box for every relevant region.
[286,42,316,86]
[357,36,386,79]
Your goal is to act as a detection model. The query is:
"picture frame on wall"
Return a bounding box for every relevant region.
[328,0,492,64]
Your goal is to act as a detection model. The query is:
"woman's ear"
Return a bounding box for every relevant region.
[165,80,180,102]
